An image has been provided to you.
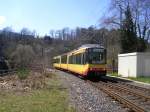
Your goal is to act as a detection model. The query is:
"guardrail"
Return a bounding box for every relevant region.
[0,69,17,76]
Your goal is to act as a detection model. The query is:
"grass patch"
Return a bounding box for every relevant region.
[0,90,75,112]
[110,72,119,77]
[109,72,121,77]
[109,72,150,84]
[128,76,150,84]
[17,68,30,80]
[0,73,76,112]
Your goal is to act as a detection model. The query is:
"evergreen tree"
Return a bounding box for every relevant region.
[120,5,137,53]
[137,38,147,52]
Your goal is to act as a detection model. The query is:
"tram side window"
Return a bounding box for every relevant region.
[69,56,71,64]
[69,54,82,64]
[73,55,76,64]
[53,58,60,63]
[82,53,86,65]
[69,55,73,64]
[61,55,67,64]
[76,53,82,64]
[69,55,77,64]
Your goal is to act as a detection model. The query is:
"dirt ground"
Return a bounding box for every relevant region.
[0,71,51,93]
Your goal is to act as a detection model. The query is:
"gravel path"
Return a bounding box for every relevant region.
[54,70,128,112]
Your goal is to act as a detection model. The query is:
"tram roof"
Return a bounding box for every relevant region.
[78,44,104,49]
[53,44,105,58]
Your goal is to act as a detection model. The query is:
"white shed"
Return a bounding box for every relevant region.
[118,52,150,77]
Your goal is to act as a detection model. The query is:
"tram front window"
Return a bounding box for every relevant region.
[87,48,106,64]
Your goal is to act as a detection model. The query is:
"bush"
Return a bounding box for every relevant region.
[17,68,29,80]
[10,44,35,68]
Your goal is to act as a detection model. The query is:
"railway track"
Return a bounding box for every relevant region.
[102,76,150,94]
[118,82,150,95]
[88,80,150,112]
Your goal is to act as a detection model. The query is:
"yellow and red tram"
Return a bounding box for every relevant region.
[53,44,106,78]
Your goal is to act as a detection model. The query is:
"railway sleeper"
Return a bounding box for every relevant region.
[119,82,150,94]
[104,82,150,101]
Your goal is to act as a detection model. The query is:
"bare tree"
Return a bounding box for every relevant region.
[102,0,150,41]
[49,30,55,38]
[20,27,32,36]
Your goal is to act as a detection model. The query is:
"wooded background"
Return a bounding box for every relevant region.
[0,0,150,70]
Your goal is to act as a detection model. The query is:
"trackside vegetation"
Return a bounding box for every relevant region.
[16,68,30,79]
[109,73,150,84]
[0,90,75,112]
[0,73,75,112]
[128,77,150,84]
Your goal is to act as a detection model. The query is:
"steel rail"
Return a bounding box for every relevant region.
[119,82,150,93]
[104,82,150,100]
[102,76,150,93]
[88,81,146,112]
